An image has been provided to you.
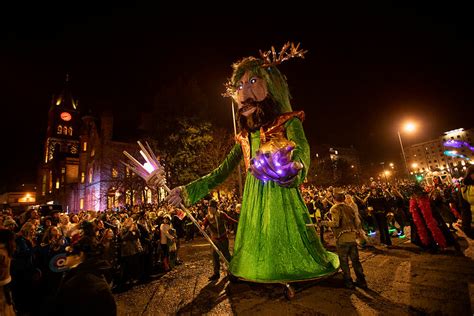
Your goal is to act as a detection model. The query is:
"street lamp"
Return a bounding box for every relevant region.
[398,122,416,176]
[232,101,243,197]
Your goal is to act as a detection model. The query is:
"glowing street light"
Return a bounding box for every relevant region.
[398,121,417,176]
[403,122,416,133]
[411,162,418,169]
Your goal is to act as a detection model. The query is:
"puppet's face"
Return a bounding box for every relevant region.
[235,71,268,117]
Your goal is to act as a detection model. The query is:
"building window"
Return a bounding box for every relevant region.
[146,187,152,204]
[61,167,66,174]
[83,142,87,152]
[80,198,84,210]
[42,174,47,196]
[63,126,68,135]
[55,179,60,189]
[89,168,93,183]
[126,166,130,177]
[81,172,85,183]
[68,127,73,136]
[91,149,95,157]
[57,125,62,134]
[49,170,53,192]
[126,190,132,205]
[111,168,118,178]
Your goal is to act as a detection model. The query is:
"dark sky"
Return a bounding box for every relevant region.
[1,3,474,189]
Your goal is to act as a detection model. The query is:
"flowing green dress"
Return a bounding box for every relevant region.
[182,117,339,282]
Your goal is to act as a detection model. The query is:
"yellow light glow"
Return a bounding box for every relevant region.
[384,170,391,176]
[411,163,418,169]
[403,122,416,133]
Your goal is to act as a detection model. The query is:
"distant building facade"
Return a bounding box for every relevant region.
[406,127,474,178]
[312,145,362,184]
[37,78,155,212]
[0,184,37,211]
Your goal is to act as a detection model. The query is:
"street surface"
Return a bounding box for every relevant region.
[115,229,474,315]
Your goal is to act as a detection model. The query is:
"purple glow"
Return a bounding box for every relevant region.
[249,148,300,183]
[443,140,474,152]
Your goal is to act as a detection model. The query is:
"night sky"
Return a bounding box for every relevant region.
[1,3,474,189]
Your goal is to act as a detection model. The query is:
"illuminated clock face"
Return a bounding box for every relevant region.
[60,112,72,121]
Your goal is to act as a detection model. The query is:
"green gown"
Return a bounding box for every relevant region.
[182,117,339,282]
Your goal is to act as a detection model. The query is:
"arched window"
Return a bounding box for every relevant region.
[63,126,68,135]
[68,127,73,136]
[57,125,62,134]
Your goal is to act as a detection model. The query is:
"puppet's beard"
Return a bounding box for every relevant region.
[237,97,279,132]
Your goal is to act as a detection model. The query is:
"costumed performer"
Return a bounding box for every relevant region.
[165,42,339,282]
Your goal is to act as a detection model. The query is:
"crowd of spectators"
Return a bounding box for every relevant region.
[0,166,473,315]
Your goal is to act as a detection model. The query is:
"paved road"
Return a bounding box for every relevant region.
[115,229,474,315]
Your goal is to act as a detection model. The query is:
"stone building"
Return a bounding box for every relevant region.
[37,77,155,212]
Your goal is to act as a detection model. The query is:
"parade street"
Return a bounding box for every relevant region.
[115,230,474,315]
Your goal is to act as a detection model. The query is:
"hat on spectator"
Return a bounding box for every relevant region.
[3,217,17,227]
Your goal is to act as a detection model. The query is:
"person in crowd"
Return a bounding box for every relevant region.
[430,179,457,231]
[320,189,367,289]
[0,229,16,316]
[136,214,153,281]
[58,214,73,238]
[160,215,175,272]
[52,225,116,316]
[366,185,392,247]
[170,210,185,265]
[201,200,237,281]
[3,217,18,232]
[409,185,461,253]
[11,222,41,315]
[345,193,369,248]
[120,218,142,286]
[100,228,120,287]
[461,165,474,237]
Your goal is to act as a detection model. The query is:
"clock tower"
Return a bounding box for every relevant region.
[38,75,81,207]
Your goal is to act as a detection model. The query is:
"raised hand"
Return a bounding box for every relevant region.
[165,187,183,207]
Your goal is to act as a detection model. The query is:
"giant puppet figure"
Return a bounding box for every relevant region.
[166,42,339,282]
[130,42,339,283]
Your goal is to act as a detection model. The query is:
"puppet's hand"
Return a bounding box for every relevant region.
[145,169,166,189]
[165,186,183,207]
[249,144,303,187]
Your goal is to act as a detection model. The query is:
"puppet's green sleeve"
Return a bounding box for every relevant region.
[182,143,243,206]
[285,117,310,187]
